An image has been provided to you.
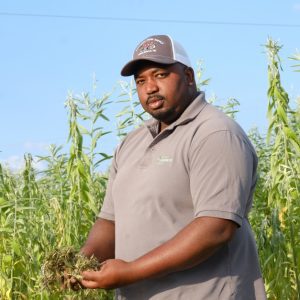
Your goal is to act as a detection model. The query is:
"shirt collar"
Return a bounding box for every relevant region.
[145,91,207,137]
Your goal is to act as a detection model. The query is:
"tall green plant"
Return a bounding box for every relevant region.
[0,90,114,299]
[115,79,147,138]
[64,91,113,245]
[250,38,300,300]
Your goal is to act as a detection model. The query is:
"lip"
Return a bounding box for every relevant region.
[148,99,164,109]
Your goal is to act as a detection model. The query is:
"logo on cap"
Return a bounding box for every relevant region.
[136,38,164,56]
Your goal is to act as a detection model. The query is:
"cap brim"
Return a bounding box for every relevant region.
[121,57,177,76]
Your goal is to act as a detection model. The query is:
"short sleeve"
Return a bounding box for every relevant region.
[189,131,256,226]
[98,151,117,221]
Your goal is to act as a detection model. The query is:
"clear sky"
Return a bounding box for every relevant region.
[1,1,299,170]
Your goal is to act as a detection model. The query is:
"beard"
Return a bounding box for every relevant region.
[147,106,180,125]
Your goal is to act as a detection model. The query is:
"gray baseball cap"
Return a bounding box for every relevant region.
[121,34,192,76]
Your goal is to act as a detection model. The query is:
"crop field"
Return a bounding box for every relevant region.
[0,39,299,299]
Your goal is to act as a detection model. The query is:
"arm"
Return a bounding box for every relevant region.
[81,216,237,289]
[80,217,115,262]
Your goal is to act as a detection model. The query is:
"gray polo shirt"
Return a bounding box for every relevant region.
[99,92,266,300]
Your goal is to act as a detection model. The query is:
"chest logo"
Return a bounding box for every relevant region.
[157,155,173,165]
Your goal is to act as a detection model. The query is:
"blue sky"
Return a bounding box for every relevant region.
[1,1,299,170]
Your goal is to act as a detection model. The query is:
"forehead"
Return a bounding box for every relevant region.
[134,62,181,78]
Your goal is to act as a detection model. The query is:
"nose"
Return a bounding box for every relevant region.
[145,78,159,94]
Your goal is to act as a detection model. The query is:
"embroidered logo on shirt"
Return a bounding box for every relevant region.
[157,155,173,165]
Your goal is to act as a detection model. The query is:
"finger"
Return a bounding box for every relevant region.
[70,277,77,284]
[69,278,79,290]
[82,270,98,281]
[80,279,99,289]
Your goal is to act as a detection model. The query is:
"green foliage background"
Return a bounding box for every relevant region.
[0,39,299,299]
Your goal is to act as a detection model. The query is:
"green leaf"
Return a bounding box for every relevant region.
[77,124,90,135]
[12,240,21,256]
[276,103,288,124]
[290,139,300,155]
[282,126,300,153]
[0,197,7,205]
[97,112,110,121]
[3,255,12,264]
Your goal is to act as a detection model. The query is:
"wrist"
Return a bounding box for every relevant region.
[124,260,147,284]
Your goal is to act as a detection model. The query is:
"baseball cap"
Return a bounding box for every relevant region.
[121,34,192,76]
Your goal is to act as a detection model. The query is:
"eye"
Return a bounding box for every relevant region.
[156,72,168,78]
[135,79,145,85]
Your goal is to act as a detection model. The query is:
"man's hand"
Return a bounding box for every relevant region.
[80,259,133,289]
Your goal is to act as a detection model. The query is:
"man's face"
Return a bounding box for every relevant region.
[134,62,194,127]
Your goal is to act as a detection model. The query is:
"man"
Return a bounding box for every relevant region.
[79,35,267,299]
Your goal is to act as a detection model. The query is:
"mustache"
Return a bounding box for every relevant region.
[146,94,165,104]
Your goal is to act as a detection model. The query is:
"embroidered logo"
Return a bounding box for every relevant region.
[136,38,164,56]
[157,155,173,165]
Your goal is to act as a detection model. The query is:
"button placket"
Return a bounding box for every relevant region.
[139,145,155,168]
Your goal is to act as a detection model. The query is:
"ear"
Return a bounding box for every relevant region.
[184,67,195,86]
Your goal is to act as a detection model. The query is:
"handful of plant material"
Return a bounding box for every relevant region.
[42,247,100,291]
